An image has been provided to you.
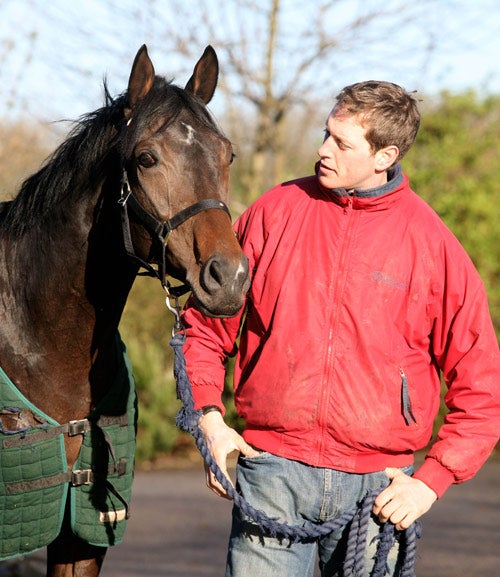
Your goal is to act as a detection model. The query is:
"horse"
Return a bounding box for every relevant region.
[0,45,249,577]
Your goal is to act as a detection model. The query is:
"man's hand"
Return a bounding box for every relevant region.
[372,468,438,530]
[198,410,260,499]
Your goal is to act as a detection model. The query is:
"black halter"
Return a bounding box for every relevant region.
[119,170,231,296]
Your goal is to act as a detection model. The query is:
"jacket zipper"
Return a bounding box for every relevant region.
[317,196,355,454]
[400,367,417,425]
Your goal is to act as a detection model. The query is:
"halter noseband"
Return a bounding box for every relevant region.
[119,170,231,296]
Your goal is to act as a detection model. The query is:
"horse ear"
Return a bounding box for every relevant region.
[185,45,219,104]
[125,45,155,119]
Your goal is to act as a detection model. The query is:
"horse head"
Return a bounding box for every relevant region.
[118,45,250,318]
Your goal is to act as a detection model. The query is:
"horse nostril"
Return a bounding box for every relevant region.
[201,255,225,293]
[195,254,249,316]
[200,253,249,296]
[209,258,224,286]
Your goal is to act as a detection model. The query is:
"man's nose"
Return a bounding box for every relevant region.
[318,139,328,157]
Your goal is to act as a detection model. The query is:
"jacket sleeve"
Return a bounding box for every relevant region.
[414,244,500,498]
[181,299,246,413]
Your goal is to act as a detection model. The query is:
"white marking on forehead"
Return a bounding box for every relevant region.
[180,122,196,144]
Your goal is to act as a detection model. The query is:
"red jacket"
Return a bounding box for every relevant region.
[182,165,500,498]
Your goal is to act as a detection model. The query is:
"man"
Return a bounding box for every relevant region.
[181,81,500,577]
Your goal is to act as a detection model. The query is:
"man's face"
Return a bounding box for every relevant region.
[317,108,390,192]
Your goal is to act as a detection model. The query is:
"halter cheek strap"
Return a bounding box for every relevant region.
[118,170,231,294]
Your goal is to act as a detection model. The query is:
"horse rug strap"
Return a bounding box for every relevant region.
[0,335,137,561]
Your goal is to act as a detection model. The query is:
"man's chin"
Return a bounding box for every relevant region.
[317,173,339,191]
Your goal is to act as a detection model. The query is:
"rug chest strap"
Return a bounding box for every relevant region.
[5,458,128,494]
[2,414,128,449]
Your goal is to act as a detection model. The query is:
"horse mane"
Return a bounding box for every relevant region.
[1,74,219,238]
[0,86,124,236]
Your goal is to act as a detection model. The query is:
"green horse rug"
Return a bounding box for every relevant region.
[0,336,137,561]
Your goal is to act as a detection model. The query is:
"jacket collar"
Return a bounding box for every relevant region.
[329,163,404,198]
[315,163,408,210]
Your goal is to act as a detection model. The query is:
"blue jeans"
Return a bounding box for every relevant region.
[226,452,413,577]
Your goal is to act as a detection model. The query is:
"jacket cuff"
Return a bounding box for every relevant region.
[413,458,456,498]
[191,385,225,415]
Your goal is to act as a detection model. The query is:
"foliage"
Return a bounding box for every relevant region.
[0,120,59,200]
[118,277,244,462]
[118,277,183,462]
[402,91,500,334]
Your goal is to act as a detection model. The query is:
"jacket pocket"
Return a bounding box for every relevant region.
[400,367,417,425]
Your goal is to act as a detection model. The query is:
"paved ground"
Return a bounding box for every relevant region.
[3,457,499,576]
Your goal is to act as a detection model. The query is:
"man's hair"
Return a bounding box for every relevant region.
[334,81,421,161]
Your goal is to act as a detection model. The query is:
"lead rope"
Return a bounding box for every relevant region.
[166,298,421,577]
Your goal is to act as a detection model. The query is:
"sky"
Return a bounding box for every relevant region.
[0,0,499,127]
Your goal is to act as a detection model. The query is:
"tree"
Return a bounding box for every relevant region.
[2,0,491,203]
[150,0,447,201]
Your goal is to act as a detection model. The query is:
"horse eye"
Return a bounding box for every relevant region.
[230,152,236,165]
[137,151,157,168]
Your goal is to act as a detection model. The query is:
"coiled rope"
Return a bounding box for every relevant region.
[171,332,421,577]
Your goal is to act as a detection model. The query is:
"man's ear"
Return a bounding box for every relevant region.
[375,145,399,171]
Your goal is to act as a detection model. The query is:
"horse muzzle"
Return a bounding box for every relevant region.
[190,252,250,318]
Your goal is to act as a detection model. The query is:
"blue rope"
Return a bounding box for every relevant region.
[171,333,421,576]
